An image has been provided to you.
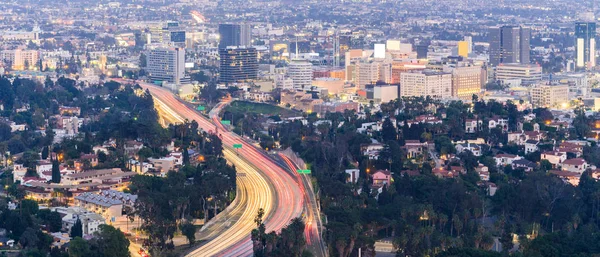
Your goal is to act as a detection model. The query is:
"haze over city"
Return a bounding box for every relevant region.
[1,0,600,257]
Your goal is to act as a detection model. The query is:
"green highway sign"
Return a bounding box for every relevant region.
[297,169,311,174]
[221,120,231,125]
[233,144,243,149]
[197,105,205,111]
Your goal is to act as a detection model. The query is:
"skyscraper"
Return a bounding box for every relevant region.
[489,26,531,66]
[218,24,252,49]
[146,47,187,85]
[219,46,258,83]
[575,22,596,68]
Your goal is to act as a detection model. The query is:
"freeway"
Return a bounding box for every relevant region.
[123,80,304,256]
[279,154,327,257]
[149,89,270,256]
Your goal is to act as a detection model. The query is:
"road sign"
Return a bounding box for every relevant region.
[297,169,311,174]
[197,105,205,111]
[233,144,243,149]
[221,120,231,125]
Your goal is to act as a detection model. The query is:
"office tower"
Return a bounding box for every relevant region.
[464,36,473,53]
[147,47,187,85]
[400,71,452,99]
[575,22,597,68]
[457,41,469,58]
[218,24,252,49]
[287,59,313,90]
[489,26,531,66]
[219,46,258,83]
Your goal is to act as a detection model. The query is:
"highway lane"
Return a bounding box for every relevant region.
[128,80,304,256]
[190,148,274,257]
[147,86,274,257]
[279,154,327,257]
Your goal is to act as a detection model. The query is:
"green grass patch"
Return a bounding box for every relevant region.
[226,101,299,117]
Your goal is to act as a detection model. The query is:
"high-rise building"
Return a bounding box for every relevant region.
[400,71,452,99]
[575,22,596,68]
[219,47,258,83]
[218,24,252,49]
[464,36,473,54]
[354,61,380,88]
[287,59,313,90]
[489,26,531,66]
[146,47,187,85]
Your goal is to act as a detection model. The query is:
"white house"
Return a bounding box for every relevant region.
[524,140,539,154]
[561,158,589,173]
[541,151,567,167]
[494,154,521,166]
[465,119,482,133]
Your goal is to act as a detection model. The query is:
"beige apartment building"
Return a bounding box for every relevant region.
[400,71,452,99]
[530,83,569,108]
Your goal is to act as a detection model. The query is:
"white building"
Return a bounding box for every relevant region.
[52,206,105,236]
[400,71,452,99]
[287,59,313,91]
[146,47,187,85]
[495,63,542,86]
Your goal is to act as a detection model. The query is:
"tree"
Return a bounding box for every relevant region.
[19,228,39,249]
[180,221,196,246]
[90,225,130,257]
[70,218,83,238]
[182,147,190,166]
[381,118,397,142]
[0,122,11,142]
[51,157,60,184]
[38,210,63,233]
[69,237,91,257]
[41,146,49,160]
[20,199,39,217]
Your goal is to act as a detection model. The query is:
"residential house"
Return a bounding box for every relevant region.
[561,158,589,173]
[541,151,567,167]
[124,140,144,155]
[361,143,384,160]
[549,170,581,186]
[489,116,509,132]
[524,140,539,154]
[432,167,460,179]
[345,169,360,183]
[404,140,427,159]
[372,170,392,187]
[465,119,482,133]
[494,154,522,166]
[455,142,483,156]
[476,164,489,181]
[35,160,52,177]
[557,142,584,157]
[511,159,536,172]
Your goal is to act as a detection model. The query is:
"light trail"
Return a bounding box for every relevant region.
[117,79,304,257]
